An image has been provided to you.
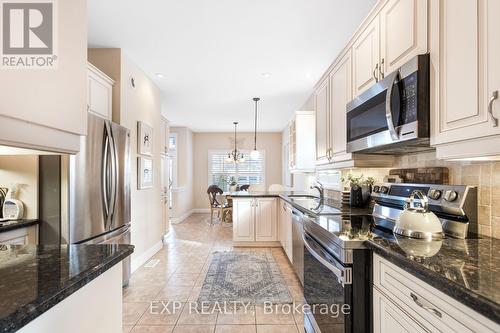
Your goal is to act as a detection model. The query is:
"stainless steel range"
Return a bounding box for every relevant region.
[301,213,372,333]
[299,182,478,333]
[371,183,478,239]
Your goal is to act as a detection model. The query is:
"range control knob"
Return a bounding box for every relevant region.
[380,186,389,194]
[373,185,380,193]
[428,189,442,200]
[443,190,459,202]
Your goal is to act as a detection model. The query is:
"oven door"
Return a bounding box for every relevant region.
[303,232,352,333]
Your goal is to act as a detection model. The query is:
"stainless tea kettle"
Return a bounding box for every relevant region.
[394,190,443,240]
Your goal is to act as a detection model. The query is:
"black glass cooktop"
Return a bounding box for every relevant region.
[288,198,342,215]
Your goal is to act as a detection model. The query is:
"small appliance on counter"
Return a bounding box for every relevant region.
[1,184,24,221]
[393,190,443,240]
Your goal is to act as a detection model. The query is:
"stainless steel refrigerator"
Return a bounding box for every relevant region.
[67,113,132,285]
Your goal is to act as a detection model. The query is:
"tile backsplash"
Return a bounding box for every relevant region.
[335,151,500,239]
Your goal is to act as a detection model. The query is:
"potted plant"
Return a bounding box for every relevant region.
[228,176,238,192]
[341,174,374,207]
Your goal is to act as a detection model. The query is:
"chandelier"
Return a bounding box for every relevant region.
[226,122,245,163]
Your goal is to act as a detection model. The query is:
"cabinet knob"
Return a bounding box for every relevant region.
[379,58,385,79]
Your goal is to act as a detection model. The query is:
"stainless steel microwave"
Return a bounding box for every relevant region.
[346,54,430,154]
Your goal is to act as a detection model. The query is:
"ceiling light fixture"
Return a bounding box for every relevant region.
[226,122,245,163]
[250,97,260,159]
[261,72,272,78]
[155,73,164,78]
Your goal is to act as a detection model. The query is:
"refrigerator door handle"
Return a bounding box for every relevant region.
[102,125,111,225]
[106,120,118,231]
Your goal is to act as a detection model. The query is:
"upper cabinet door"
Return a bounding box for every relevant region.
[352,18,380,97]
[379,0,428,76]
[330,51,352,161]
[88,64,114,120]
[315,79,330,164]
[432,0,500,147]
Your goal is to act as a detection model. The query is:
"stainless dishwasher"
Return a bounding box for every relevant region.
[291,207,304,285]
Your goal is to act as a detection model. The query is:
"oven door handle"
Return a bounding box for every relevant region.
[303,234,352,285]
[385,70,400,141]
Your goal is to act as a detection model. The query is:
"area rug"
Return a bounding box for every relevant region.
[197,251,292,305]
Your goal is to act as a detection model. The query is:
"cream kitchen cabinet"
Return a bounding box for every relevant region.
[352,0,427,97]
[315,50,394,169]
[315,78,330,165]
[0,0,87,154]
[255,198,278,242]
[373,254,500,333]
[330,51,353,163]
[289,111,316,173]
[352,17,380,97]
[88,63,114,120]
[233,198,278,244]
[0,225,38,245]
[379,0,428,76]
[431,0,500,159]
[279,200,293,263]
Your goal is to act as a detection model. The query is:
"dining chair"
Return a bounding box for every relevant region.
[207,185,232,225]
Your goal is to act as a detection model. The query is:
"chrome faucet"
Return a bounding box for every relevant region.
[310,182,324,200]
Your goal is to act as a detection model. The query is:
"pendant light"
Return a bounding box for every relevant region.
[250,97,260,159]
[226,122,245,163]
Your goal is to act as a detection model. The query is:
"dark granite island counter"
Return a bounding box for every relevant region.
[367,235,500,326]
[0,244,134,333]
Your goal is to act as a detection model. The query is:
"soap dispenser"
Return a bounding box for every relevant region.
[2,184,24,220]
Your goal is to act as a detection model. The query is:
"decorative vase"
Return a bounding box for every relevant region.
[229,184,237,192]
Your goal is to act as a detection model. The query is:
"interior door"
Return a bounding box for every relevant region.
[161,155,170,235]
[315,78,330,164]
[352,17,380,97]
[379,0,427,76]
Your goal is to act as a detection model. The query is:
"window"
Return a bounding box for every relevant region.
[208,150,265,191]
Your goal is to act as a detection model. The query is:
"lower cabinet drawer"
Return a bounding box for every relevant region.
[373,254,499,333]
[373,287,433,333]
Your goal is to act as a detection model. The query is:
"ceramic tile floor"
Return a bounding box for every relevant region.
[123,213,305,333]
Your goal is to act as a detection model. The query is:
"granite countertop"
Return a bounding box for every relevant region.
[0,244,134,333]
[0,219,40,233]
[367,235,500,324]
[227,191,372,216]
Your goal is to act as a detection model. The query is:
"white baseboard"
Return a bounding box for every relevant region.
[170,210,193,224]
[131,241,163,273]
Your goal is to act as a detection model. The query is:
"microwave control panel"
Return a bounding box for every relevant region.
[400,71,418,125]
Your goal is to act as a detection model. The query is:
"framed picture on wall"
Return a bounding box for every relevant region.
[138,156,153,189]
[138,121,153,155]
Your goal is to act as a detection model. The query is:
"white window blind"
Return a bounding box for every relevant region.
[208,150,265,191]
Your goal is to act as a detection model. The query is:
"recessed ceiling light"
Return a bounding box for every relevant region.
[155,73,165,78]
[261,72,272,78]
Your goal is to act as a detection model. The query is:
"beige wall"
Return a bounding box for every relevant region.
[193,132,282,209]
[0,156,39,219]
[338,151,500,239]
[170,127,194,220]
[119,53,165,264]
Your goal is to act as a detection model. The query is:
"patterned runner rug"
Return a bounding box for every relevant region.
[197,251,293,305]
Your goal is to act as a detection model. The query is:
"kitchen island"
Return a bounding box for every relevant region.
[0,244,134,333]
